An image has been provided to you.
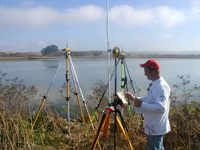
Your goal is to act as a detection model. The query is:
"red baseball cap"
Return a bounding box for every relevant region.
[140,59,160,70]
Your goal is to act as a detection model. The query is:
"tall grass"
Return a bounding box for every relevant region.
[0,72,200,149]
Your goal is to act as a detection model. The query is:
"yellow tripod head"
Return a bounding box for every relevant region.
[112,46,119,59]
[65,48,72,52]
[120,53,127,59]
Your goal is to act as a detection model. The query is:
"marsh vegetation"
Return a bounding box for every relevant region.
[0,72,200,149]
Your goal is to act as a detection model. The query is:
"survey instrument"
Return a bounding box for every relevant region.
[116,92,128,108]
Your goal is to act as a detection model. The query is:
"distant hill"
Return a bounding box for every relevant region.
[1,50,200,60]
[0,52,42,57]
[134,50,200,54]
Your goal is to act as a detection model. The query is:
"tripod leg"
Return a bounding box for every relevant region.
[28,55,65,138]
[102,114,110,140]
[76,93,85,122]
[69,55,85,123]
[66,53,71,134]
[85,59,121,136]
[89,113,109,150]
[116,116,134,150]
[83,103,101,149]
[84,109,97,137]
[28,97,46,138]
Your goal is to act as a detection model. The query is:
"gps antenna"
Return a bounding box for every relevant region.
[106,0,111,105]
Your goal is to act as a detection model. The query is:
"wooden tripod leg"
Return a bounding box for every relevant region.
[116,116,134,150]
[89,113,109,150]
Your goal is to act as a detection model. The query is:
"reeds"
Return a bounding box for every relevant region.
[0,72,200,149]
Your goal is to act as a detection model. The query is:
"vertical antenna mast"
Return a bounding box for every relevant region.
[107,0,111,104]
[66,39,68,48]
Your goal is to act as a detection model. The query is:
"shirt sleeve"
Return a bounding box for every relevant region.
[141,85,169,113]
[139,96,147,102]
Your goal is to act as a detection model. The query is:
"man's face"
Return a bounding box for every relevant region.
[144,67,153,80]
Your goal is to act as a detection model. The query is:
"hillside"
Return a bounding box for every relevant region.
[1,50,200,60]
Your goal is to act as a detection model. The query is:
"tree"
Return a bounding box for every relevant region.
[41,45,59,55]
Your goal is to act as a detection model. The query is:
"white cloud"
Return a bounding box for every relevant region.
[109,5,186,29]
[190,7,200,15]
[154,6,186,28]
[0,6,60,29]
[162,34,173,38]
[63,5,105,25]
[190,0,200,18]
[110,5,154,28]
[0,5,105,30]
[0,3,194,31]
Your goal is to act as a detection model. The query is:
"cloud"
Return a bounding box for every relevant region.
[110,5,154,28]
[162,34,173,38]
[189,0,200,18]
[0,3,188,31]
[0,6,60,29]
[63,5,105,25]
[0,5,105,30]
[109,5,186,29]
[154,6,186,28]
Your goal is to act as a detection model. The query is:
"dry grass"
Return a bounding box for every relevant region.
[0,73,200,150]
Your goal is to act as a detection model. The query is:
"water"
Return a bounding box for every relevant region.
[1,58,200,104]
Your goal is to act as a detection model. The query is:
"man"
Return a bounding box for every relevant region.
[125,59,171,150]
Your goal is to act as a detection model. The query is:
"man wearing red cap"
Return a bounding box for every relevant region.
[125,59,171,150]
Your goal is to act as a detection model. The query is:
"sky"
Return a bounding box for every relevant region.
[0,0,200,52]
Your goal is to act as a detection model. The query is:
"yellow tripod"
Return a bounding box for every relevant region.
[89,107,134,150]
[66,48,101,149]
[28,47,100,150]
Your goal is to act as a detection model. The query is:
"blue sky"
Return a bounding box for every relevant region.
[0,0,200,52]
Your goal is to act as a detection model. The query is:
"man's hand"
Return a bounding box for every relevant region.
[125,92,135,101]
[134,99,142,107]
[125,92,142,107]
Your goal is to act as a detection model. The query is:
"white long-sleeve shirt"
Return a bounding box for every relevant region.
[140,77,171,135]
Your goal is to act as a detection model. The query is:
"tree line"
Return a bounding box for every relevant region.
[41,45,59,55]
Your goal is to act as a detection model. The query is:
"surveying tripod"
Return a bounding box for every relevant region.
[84,48,137,133]
[89,105,133,150]
[28,47,99,147]
[89,47,134,150]
[65,48,102,149]
[65,48,85,134]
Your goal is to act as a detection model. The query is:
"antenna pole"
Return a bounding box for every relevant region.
[66,39,68,48]
[106,0,111,105]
